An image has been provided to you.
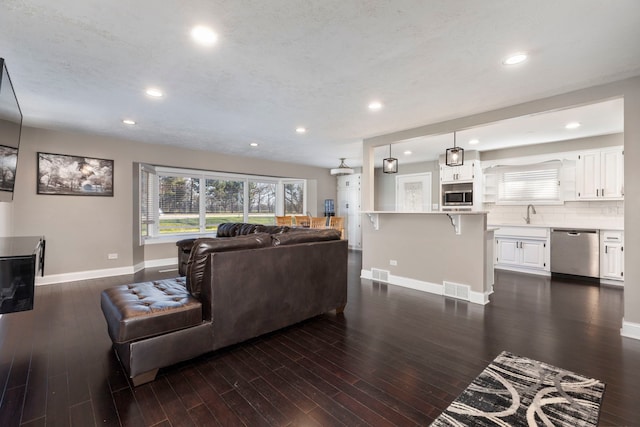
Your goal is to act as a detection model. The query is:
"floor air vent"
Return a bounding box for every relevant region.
[443,281,470,301]
[371,268,390,283]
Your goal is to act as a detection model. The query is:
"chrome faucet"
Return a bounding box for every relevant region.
[524,204,536,224]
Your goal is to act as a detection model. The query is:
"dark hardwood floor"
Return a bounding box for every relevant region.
[1,251,639,426]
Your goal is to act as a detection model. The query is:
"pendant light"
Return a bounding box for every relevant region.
[383,144,398,174]
[330,158,354,175]
[446,131,464,167]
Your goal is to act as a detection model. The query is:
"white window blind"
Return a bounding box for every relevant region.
[140,164,157,240]
[497,161,561,203]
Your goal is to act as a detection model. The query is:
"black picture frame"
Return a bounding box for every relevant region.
[0,144,18,193]
[37,152,114,196]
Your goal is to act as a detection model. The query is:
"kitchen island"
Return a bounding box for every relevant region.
[361,211,494,305]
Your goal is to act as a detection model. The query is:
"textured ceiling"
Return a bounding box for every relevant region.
[1,0,639,168]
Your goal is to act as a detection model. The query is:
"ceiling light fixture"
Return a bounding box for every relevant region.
[383,145,398,174]
[469,139,479,145]
[145,88,163,98]
[368,101,383,111]
[404,150,412,155]
[565,122,581,129]
[503,52,528,65]
[191,25,218,46]
[250,142,259,147]
[122,119,136,125]
[446,131,464,167]
[296,127,306,134]
[330,158,354,176]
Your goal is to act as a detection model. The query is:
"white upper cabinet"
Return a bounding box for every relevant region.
[441,162,475,183]
[576,147,624,200]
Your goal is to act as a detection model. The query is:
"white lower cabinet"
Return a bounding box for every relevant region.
[494,227,550,275]
[601,230,624,283]
[496,238,547,270]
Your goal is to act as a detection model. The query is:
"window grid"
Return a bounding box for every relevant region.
[140,165,306,240]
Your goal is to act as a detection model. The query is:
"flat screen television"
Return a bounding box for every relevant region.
[0,58,23,203]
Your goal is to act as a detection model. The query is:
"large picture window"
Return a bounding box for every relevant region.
[139,165,306,242]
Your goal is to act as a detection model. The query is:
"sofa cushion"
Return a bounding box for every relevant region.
[237,223,260,235]
[271,228,341,246]
[100,277,202,344]
[216,223,240,238]
[186,232,272,297]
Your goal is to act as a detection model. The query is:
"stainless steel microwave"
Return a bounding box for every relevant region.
[443,190,473,206]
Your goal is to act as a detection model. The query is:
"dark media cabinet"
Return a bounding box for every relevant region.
[0,236,45,314]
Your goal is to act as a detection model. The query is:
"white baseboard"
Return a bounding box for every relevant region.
[470,289,492,305]
[621,319,640,340]
[36,266,135,286]
[36,257,178,286]
[144,257,178,269]
[600,278,624,286]
[360,269,491,305]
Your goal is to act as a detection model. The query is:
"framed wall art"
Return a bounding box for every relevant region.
[0,144,18,193]
[37,152,114,196]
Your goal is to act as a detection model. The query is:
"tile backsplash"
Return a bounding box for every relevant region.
[484,200,624,229]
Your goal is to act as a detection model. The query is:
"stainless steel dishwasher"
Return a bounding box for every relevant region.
[550,229,600,278]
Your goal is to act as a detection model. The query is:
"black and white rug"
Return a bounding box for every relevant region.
[431,351,605,427]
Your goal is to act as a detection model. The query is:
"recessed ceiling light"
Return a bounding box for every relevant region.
[403,150,412,155]
[122,119,136,125]
[296,127,306,134]
[368,101,383,111]
[565,122,581,129]
[503,52,528,65]
[145,88,163,98]
[191,25,218,46]
[469,139,480,145]
[250,142,259,147]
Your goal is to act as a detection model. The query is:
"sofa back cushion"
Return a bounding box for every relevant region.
[271,228,341,246]
[216,222,292,237]
[216,223,240,237]
[186,233,271,297]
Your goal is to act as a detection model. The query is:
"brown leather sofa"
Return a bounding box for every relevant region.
[101,228,347,386]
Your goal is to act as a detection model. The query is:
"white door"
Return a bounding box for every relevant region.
[457,163,475,181]
[601,148,624,198]
[396,173,431,212]
[576,151,600,199]
[497,239,519,265]
[440,166,456,183]
[602,242,623,279]
[520,240,546,269]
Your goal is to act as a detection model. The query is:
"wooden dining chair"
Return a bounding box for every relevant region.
[329,216,345,239]
[310,217,327,229]
[294,215,310,227]
[275,215,293,226]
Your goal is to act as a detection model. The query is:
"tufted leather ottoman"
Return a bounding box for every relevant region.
[100,277,202,344]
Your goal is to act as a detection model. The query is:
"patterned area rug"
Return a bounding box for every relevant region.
[431,351,605,427]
